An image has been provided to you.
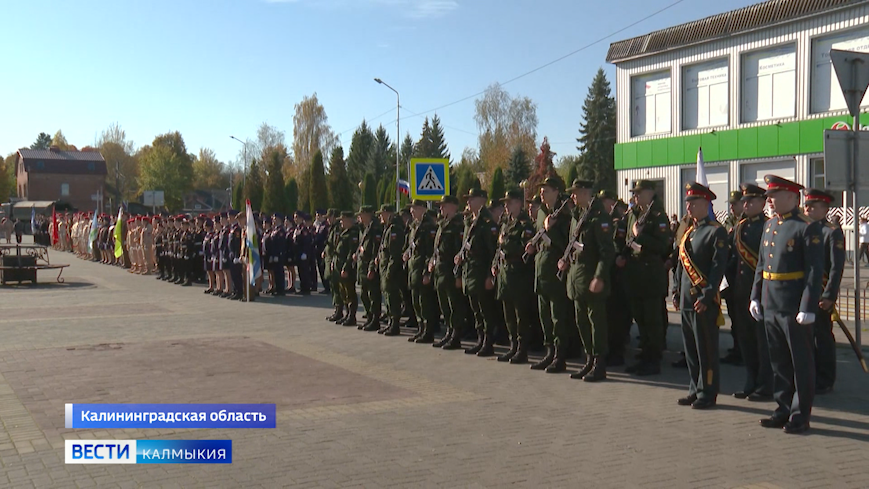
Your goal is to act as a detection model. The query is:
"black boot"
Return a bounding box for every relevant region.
[497,339,518,362]
[464,330,484,355]
[584,356,607,382]
[383,319,401,336]
[443,330,463,350]
[510,341,528,364]
[335,307,349,324]
[363,314,381,332]
[570,353,595,380]
[433,328,453,348]
[530,346,555,370]
[342,311,357,327]
[326,306,341,321]
[409,321,425,342]
[415,322,435,343]
[476,333,495,357]
[545,346,567,373]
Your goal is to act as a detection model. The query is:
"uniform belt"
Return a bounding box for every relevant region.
[762,271,805,281]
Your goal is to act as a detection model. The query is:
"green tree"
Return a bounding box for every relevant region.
[362,171,377,207]
[308,150,329,214]
[346,121,374,185]
[0,154,16,202]
[367,125,391,180]
[474,84,537,174]
[137,131,195,211]
[327,146,354,212]
[399,133,414,179]
[284,178,299,214]
[261,146,288,215]
[192,147,229,190]
[232,179,244,211]
[455,164,480,200]
[489,167,505,203]
[50,130,75,150]
[31,132,52,150]
[428,114,450,160]
[577,68,617,192]
[413,118,434,158]
[566,160,579,186]
[244,159,264,210]
[505,146,530,189]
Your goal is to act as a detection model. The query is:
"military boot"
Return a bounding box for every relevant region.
[510,341,528,364]
[342,311,357,327]
[442,330,463,350]
[433,328,453,348]
[363,314,381,331]
[476,333,495,357]
[464,330,484,355]
[570,353,595,380]
[545,346,567,373]
[530,345,555,370]
[583,356,606,382]
[383,319,401,336]
[326,306,341,321]
[415,322,435,344]
[335,306,349,324]
[497,339,518,362]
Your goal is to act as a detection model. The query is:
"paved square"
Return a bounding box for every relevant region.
[0,249,867,488]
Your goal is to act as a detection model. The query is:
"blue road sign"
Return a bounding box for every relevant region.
[410,158,449,200]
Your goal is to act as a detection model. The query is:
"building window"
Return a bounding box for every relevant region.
[682,58,729,130]
[810,158,825,189]
[741,44,796,122]
[631,70,671,136]
[61,183,69,197]
[36,161,45,170]
[88,162,95,171]
[811,28,869,114]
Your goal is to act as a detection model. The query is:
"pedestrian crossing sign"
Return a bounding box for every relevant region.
[410,158,449,200]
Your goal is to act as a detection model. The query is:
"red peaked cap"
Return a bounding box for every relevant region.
[804,188,834,205]
[764,174,803,195]
[684,182,716,201]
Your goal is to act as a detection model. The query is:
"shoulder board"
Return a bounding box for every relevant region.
[798,214,813,223]
[825,222,837,229]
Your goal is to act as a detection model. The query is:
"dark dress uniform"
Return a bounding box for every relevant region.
[294,215,314,295]
[750,175,825,433]
[621,180,671,375]
[377,206,406,335]
[805,189,845,393]
[493,190,536,363]
[314,214,330,293]
[431,197,467,349]
[407,203,439,342]
[729,184,773,399]
[229,216,244,300]
[563,185,615,381]
[335,214,360,326]
[674,183,729,408]
[459,192,500,357]
[356,207,383,330]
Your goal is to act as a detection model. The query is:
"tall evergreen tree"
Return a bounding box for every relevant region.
[505,146,530,189]
[489,167,506,202]
[362,172,377,207]
[413,118,434,158]
[31,132,52,150]
[327,146,354,212]
[243,159,264,210]
[308,150,329,214]
[399,133,414,179]
[566,162,579,188]
[346,121,374,185]
[577,68,617,192]
[284,178,299,214]
[428,114,450,160]
[367,125,391,180]
[232,179,244,211]
[261,147,288,215]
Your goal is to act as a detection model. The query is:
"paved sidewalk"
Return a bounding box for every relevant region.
[0,246,867,488]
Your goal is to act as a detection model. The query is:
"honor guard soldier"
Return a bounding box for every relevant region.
[721,190,745,366]
[750,175,825,434]
[674,183,729,409]
[314,209,331,294]
[430,196,466,349]
[294,211,314,295]
[618,180,671,376]
[262,217,277,294]
[375,205,406,335]
[335,211,360,326]
[455,188,500,356]
[324,209,345,322]
[525,176,574,373]
[559,180,615,381]
[601,191,631,367]
[492,189,536,363]
[203,218,216,293]
[194,215,206,283]
[356,205,383,330]
[228,210,244,300]
[407,200,440,342]
[155,218,166,280]
[730,183,773,401]
[803,188,845,394]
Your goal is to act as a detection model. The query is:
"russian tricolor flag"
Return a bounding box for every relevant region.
[398,179,410,196]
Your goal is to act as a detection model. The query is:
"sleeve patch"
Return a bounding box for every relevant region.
[836,240,845,249]
[812,236,821,245]
[717,239,725,248]
[601,222,609,229]
[659,222,667,229]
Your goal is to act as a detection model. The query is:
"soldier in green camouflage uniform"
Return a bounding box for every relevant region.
[405,200,440,342]
[429,195,466,349]
[525,176,574,373]
[324,209,343,322]
[493,189,536,363]
[334,210,360,327]
[356,205,383,331]
[376,204,406,335]
[560,180,615,381]
[399,207,418,331]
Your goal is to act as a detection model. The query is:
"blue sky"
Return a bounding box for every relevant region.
[1,0,757,168]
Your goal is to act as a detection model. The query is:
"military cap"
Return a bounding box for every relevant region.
[227,210,239,216]
[500,189,525,202]
[804,188,835,205]
[466,188,488,200]
[630,179,657,193]
[764,174,803,195]
[439,195,459,206]
[597,189,618,201]
[204,219,214,227]
[340,210,355,218]
[566,179,595,192]
[740,183,766,200]
[411,199,427,208]
[357,205,375,215]
[272,212,284,220]
[728,190,743,204]
[527,194,542,205]
[685,182,716,201]
[377,204,396,214]
[537,175,566,192]
[315,208,326,216]
[304,213,313,221]
[294,210,305,216]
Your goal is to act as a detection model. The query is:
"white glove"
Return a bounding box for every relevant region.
[300,253,307,261]
[796,312,815,325]
[749,300,763,321]
[630,242,642,253]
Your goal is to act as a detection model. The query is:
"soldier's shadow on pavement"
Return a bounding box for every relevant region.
[718,403,869,441]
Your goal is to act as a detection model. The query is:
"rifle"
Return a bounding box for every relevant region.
[454,212,482,276]
[522,196,572,263]
[621,196,655,257]
[556,198,595,281]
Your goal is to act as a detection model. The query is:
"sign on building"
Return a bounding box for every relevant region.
[143,190,165,207]
[742,45,796,122]
[631,71,671,136]
[682,59,729,129]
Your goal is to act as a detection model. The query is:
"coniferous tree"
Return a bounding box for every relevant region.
[505,146,530,189]
[367,125,391,181]
[243,159,264,210]
[261,147,288,215]
[489,167,506,203]
[428,114,450,160]
[399,133,414,179]
[284,178,299,214]
[232,180,244,211]
[346,121,374,185]
[362,172,377,207]
[577,68,617,192]
[327,146,354,212]
[308,150,329,214]
[31,132,52,150]
[413,118,434,158]
[566,162,579,188]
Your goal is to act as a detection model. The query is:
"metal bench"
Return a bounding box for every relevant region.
[0,244,69,285]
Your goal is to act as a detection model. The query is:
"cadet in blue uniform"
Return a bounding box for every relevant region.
[750,175,825,434]
[314,209,331,294]
[730,184,773,401]
[674,183,729,409]
[803,189,845,394]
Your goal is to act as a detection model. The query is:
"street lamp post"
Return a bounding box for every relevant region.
[230,136,248,189]
[374,78,400,210]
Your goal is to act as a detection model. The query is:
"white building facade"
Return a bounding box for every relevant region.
[607,0,869,241]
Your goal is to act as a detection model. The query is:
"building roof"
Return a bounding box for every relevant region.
[606,0,867,63]
[17,148,107,175]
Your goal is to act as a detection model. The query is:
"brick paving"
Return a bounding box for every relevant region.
[0,243,867,488]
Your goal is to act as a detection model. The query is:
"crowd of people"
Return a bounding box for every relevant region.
[45,172,845,434]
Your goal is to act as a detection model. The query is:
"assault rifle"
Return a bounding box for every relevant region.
[521,196,572,263]
[556,197,595,281]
